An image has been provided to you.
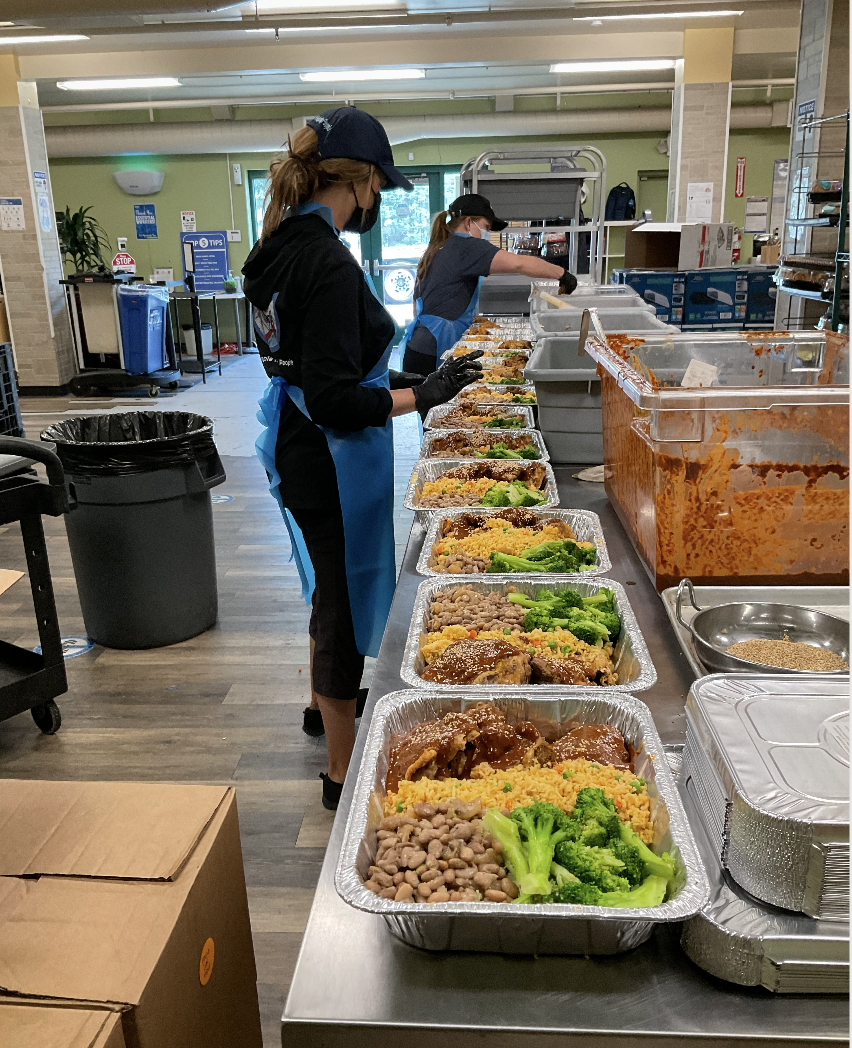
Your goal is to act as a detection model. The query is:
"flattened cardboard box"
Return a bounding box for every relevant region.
[0,1001,125,1048]
[0,781,262,1048]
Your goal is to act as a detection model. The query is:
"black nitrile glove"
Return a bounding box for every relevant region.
[413,350,483,415]
[557,266,578,296]
[388,370,426,390]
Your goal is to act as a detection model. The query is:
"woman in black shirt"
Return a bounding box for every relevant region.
[243,107,480,809]
[403,193,576,376]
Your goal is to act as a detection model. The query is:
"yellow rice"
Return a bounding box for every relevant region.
[383,758,653,842]
[432,518,589,562]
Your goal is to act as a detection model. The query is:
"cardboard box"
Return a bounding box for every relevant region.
[0,781,262,1048]
[623,222,735,270]
[0,1001,125,1048]
[745,265,778,327]
[683,269,748,329]
[611,269,685,326]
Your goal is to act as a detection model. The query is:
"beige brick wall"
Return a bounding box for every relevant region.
[670,81,732,223]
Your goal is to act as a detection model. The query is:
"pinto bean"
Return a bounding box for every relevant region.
[429,890,451,903]
[427,838,443,857]
[473,871,497,891]
[406,850,427,869]
[448,857,467,870]
[413,803,436,819]
[380,886,397,900]
[431,814,446,829]
[393,872,405,885]
[417,882,433,899]
[368,867,393,888]
[501,878,519,899]
[459,846,475,863]
[450,823,474,841]
[484,889,508,903]
[404,870,419,888]
[364,880,382,894]
[394,882,415,902]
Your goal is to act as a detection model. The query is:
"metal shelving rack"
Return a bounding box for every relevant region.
[461,145,607,283]
[778,110,849,330]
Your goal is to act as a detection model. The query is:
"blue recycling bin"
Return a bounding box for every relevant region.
[117,284,169,375]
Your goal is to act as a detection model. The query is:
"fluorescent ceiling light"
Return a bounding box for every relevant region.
[251,0,404,9]
[300,68,425,81]
[0,34,89,44]
[56,77,181,91]
[550,59,676,74]
[574,10,743,21]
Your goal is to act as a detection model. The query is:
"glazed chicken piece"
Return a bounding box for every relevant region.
[421,638,532,685]
[385,710,481,792]
[530,654,592,686]
[551,723,631,769]
[440,461,546,489]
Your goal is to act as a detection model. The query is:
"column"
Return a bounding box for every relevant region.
[0,56,76,393]
[667,27,735,223]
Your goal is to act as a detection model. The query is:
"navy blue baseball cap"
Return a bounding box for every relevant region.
[306,106,413,191]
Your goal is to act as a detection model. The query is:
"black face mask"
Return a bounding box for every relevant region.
[344,185,381,234]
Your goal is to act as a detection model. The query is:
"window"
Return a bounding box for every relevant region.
[443,171,460,209]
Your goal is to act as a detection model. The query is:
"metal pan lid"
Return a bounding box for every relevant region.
[687,674,849,826]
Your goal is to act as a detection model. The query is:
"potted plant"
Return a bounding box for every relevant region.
[56,205,111,274]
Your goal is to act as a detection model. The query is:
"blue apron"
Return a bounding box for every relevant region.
[255,203,396,659]
[402,233,485,366]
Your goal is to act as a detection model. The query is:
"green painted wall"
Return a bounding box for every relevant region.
[726,128,791,257]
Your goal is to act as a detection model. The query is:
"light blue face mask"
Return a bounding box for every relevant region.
[477,223,491,240]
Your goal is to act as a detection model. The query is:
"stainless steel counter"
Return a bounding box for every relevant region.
[281,468,849,1047]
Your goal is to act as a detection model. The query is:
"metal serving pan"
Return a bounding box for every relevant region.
[419,428,549,463]
[422,402,534,430]
[452,383,537,406]
[675,580,850,674]
[404,458,559,525]
[684,674,849,920]
[335,689,709,954]
[661,585,850,678]
[441,350,533,364]
[679,768,849,993]
[416,506,610,578]
[401,575,657,693]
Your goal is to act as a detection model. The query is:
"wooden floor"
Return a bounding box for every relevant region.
[0,355,420,1047]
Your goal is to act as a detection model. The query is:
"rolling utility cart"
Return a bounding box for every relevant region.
[0,437,74,734]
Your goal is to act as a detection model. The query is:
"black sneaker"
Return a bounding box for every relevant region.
[302,706,324,737]
[320,772,344,811]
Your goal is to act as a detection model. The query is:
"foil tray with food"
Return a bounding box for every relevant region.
[454,383,537,406]
[443,349,532,365]
[404,460,559,525]
[416,507,610,578]
[401,576,656,693]
[335,691,708,954]
[422,402,534,431]
[419,428,549,463]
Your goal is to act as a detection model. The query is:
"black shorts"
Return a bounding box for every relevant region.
[285,503,364,701]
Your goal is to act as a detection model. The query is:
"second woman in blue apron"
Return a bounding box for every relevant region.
[243,107,482,809]
[402,193,577,376]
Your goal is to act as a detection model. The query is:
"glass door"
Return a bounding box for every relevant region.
[371,174,431,332]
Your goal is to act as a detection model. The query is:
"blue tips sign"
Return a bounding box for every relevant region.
[134,203,158,240]
[180,230,230,292]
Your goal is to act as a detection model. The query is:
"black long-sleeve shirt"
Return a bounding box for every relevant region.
[243,212,396,508]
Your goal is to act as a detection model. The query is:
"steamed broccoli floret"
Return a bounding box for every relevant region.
[570,788,623,844]
[611,839,646,886]
[550,861,580,889]
[598,874,669,909]
[482,808,530,889]
[518,445,540,459]
[509,802,574,897]
[506,481,546,507]
[553,588,585,610]
[523,607,563,631]
[617,820,677,882]
[547,880,603,906]
[523,541,568,563]
[507,591,583,619]
[564,617,611,646]
[582,587,616,609]
[487,552,550,575]
[553,840,631,894]
[479,485,510,507]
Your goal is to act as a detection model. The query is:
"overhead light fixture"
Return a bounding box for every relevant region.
[0,34,89,44]
[244,27,277,32]
[252,0,404,9]
[574,10,743,21]
[300,68,425,81]
[550,59,677,73]
[56,77,182,91]
[246,24,400,32]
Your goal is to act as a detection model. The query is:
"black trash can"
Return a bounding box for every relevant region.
[41,411,226,649]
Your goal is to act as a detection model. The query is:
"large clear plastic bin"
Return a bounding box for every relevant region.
[582,329,850,591]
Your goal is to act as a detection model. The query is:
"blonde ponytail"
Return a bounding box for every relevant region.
[261,125,377,242]
[416,209,486,283]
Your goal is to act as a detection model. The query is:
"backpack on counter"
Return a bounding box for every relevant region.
[605,182,636,221]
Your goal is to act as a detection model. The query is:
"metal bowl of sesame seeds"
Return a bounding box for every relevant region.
[675,579,850,675]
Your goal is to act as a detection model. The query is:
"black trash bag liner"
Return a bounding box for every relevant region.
[41,411,217,477]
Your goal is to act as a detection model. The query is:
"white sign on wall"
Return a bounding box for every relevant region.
[685,182,714,223]
[181,210,197,232]
[0,197,25,231]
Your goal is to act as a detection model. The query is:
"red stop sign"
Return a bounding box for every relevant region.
[112,252,136,271]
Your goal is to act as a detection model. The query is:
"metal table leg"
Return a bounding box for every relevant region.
[233,297,243,355]
[211,295,222,376]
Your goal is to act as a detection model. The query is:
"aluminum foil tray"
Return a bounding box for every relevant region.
[401,575,657,693]
[422,403,534,430]
[415,507,610,578]
[419,428,549,463]
[335,689,709,954]
[451,382,536,406]
[685,674,849,920]
[678,769,849,993]
[404,458,559,525]
[455,339,502,352]
[441,351,532,365]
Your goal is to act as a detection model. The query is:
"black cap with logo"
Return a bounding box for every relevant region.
[447,193,508,232]
[306,106,413,191]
